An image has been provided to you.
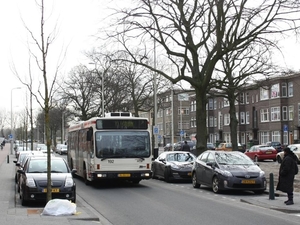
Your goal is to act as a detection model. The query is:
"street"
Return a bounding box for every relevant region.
[13,153,300,225]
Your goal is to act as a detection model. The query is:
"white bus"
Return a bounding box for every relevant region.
[67,112,152,184]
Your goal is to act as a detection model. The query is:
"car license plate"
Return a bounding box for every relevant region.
[43,188,60,193]
[118,174,131,177]
[265,151,272,154]
[241,180,255,184]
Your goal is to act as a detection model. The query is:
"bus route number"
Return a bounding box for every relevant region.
[108,160,114,163]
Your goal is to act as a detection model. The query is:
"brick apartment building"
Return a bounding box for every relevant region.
[140,73,300,148]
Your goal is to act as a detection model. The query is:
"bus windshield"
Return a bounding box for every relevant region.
[95,131,150,159]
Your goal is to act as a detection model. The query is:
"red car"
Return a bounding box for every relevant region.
[244,145,277,162]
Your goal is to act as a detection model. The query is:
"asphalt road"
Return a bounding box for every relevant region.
[72,177,300,225]
[13,152,300,225]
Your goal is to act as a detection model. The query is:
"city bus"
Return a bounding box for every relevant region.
[67,112,152,184]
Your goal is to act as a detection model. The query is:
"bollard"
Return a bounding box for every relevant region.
[269,173,275,200]
[7,155,9,164]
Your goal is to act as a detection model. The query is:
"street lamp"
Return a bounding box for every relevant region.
[10,87,21,155]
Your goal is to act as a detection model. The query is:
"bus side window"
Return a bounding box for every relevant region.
[87,128,93,141]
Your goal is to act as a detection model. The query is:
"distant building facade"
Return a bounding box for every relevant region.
[140,73,300,147]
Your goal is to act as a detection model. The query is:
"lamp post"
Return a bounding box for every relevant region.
[101,72,104,116]
[10,87,21,155]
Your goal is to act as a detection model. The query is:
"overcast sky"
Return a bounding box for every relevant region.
[1,0,300,121]
[0,0,116,114]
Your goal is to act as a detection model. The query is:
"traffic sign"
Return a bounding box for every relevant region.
[283,124,288,132]
[180,130,184,137]
[153,126,159,135]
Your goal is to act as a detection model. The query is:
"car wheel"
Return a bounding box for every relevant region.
[164,167,171,183]
[277,156,282,164]
[192,173,200,188]
[254,156,259,162]
[20,188,28,206]
[212,176,220,193]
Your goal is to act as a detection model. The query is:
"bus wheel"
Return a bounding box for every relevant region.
[83,166,90,185]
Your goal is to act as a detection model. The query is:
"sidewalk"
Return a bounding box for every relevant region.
[0,143,108,225]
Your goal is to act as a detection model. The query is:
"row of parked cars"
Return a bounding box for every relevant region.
[13,143,74,206]
[154,143,300,194]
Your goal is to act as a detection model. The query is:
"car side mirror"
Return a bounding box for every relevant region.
[206,162,216,168]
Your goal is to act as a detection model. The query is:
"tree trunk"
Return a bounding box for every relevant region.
[195,88,207,156]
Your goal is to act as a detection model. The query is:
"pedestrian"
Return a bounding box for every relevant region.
[276,147,299,205]
[181,141,191,152]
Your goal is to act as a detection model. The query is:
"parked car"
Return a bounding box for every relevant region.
[276,144,300,164]
[266,141,283,153]
[13,151,47,191]
[164,143,173,151]
[36,143,47,151]
[56,144,68,155]
[15,146,31,158]
[174,141,195,151]
[215,142,244,152]
[244,145,277,162]
[191,150,266,194]
[206,143,216,150]
[18,156,76,206]
[152,151,196,182]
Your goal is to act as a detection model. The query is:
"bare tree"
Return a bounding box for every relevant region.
[104,0,300,155]
[19,0,63,202]
[60,65,101,120]
[212,42,277,151]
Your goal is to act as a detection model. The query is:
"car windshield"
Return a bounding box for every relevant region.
[215,152,254,165]
[166,153,195,162]
[28,159,68,173]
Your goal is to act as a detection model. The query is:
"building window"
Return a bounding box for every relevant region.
[256,94,258,102]
[252,95,254,103]
[166,107,172,115]
[260,131,269,145]
[289,105,294,121]
[214,117,217,127]
[282,106,288,121]
[190,100,196,112]
[190,117,196,128]
[219,112,223,130]
[240,112,245,124]
[246,93,249,104]
[282,83,287,97]
[214,99,217,110]
[224,98,229,107]
[178,122,190,130]
[260,108,269,122]
[178,107,189,115]
[246,111,250,124]
[260,87,269,100]
[158,109,163,118]
[271,107,280,121]
[209,116,214,127]
[272,131,281,142]
[208,98,213,110]
[240,93,245,104]
[224,114,230,125]
[288,82,293,97]
[271,84,280,98]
